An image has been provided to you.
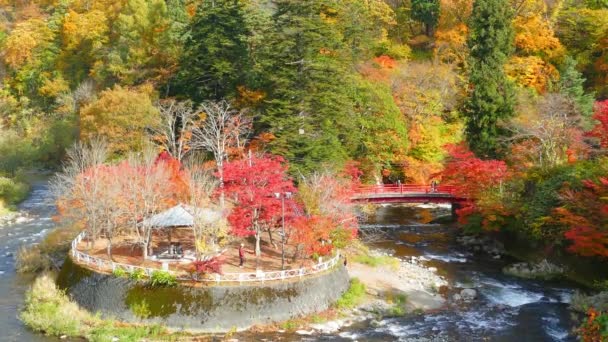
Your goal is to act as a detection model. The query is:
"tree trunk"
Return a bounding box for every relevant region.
[268,229,277,249]
[106,237,112,259]
[255,231,261,257]
[292,244,303,262]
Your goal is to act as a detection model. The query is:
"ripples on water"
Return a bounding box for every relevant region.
[0,180,58,342]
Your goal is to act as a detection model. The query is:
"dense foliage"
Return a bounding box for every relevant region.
[3,1,607,338]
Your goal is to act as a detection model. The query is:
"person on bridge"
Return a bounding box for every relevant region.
[431,180,438,193]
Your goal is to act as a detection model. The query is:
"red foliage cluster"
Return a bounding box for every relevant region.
[191,256,224,275]
[440,144,511,229]
[221,155,298,237]
[292,215,336,256]
[556,177,608,258]
[373,55,397,69]
[589,100,608,149]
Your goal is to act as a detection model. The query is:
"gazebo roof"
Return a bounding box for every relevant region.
[142,204,222,228]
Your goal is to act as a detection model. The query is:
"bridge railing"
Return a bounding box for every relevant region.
[354,184,460,196]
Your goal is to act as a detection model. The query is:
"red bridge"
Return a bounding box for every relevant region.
[352,184,467,217]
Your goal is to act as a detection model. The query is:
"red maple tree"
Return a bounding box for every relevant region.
[440,144,511,229]
[555,177,608,258]
[221,154,298,257]
[589,100,608,149]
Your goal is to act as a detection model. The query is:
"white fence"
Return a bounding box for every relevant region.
[71,231,341,284]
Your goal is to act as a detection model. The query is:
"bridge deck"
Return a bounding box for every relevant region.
[352,185,465,204]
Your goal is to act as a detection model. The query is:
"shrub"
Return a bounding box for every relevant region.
[149,270,177,287]
[129,299,152,320]
[112,267,128,278]
[129,269,147,281]
[577,308,608,342]
[335,278,366,310]
[191,257,223,276]
[0,176,29,207]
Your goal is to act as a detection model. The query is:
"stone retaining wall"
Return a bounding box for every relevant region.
[56,257,350,332]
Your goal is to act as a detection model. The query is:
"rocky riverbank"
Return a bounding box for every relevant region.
[292,250,449,335]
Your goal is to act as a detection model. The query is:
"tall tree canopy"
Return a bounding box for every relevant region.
[463,0,515,158]
[411,0,441,37]
[174,0,251,102]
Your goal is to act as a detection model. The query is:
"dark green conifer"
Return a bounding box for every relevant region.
[464,0,515,158]
[174,0,251,102]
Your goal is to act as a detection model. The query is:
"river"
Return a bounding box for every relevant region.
[0,183,581,341]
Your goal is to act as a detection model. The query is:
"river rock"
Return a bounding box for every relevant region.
[452,294,462,301]
[295,330,314,335]
[503,259,564,280]
[460,288,477,301]
[310,320,342,333]
[359,300,393,315]
[366,288,379,296]
[457,235,505,257]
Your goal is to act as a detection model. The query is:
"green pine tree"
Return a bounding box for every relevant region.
[411,0,441,37]
[464,0,515,158]
[258,0,357,174]
[174,0,251,102]
[557,56,595,120]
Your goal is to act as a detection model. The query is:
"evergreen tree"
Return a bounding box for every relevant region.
[464,0,515,158]
[174,0,251,102]
[411,0,441,37]
[258,0,356,174]
[557,56,595,119]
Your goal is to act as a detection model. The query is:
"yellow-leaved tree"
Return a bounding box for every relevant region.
[79,85,159,156]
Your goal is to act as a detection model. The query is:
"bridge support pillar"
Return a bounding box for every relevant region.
[451,202,462,220]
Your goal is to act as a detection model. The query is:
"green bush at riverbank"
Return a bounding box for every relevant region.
[20,273,171,341]
[0,176,29,214]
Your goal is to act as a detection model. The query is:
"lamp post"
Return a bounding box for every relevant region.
[274,191,292,270]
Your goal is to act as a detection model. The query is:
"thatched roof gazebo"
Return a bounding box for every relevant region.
[142,204,222,228]
[142,204,222,261]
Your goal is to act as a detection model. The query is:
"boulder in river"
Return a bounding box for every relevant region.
[460,288,477,301]
[503,259,564,280]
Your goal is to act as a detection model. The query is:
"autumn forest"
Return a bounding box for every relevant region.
[1,0,608,339]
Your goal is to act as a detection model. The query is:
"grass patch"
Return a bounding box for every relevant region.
[280,319,298,331]
[353,254,400,270]
[20,273,173,341]
[386,292,408,316]
[335,278,366,310]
